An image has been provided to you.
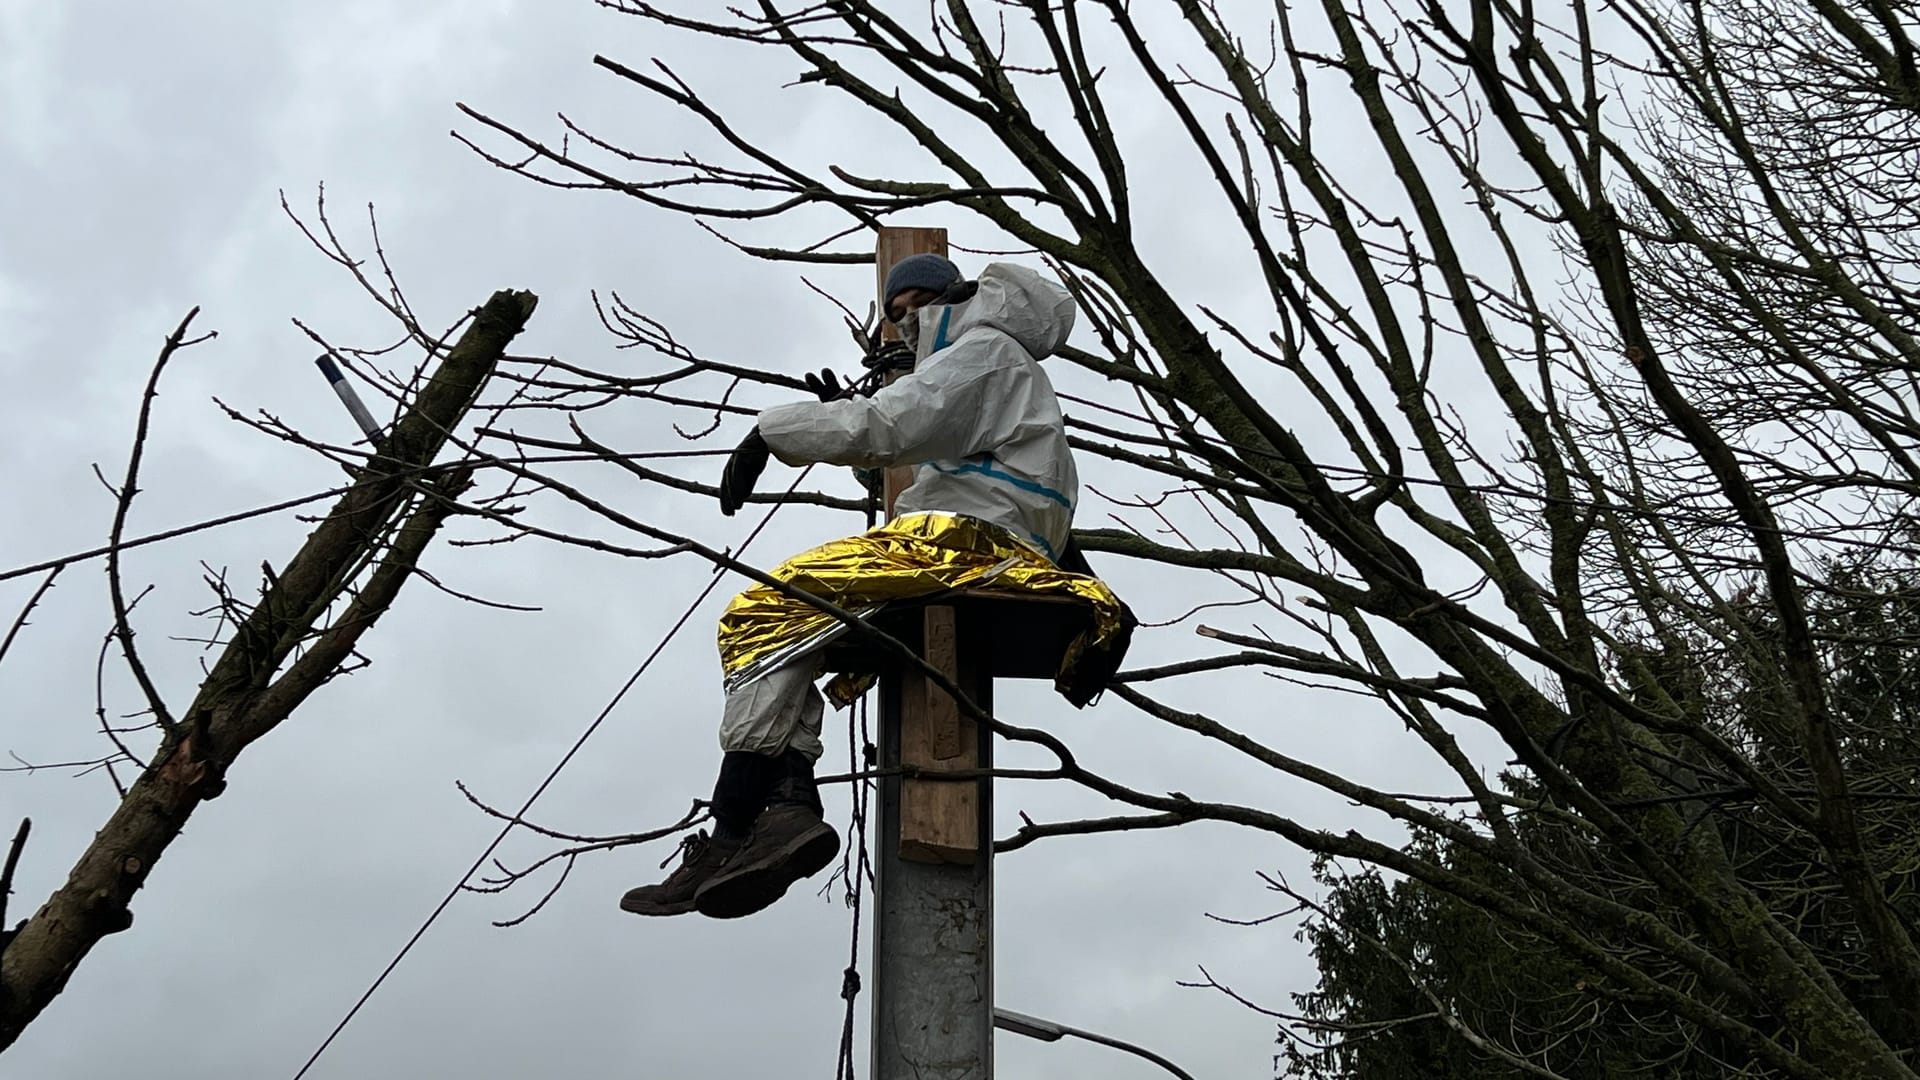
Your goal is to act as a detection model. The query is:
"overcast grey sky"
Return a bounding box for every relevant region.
[0,4,1512,1077]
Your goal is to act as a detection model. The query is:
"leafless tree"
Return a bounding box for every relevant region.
[0,200,541,1049]
[428,1,1920,1076]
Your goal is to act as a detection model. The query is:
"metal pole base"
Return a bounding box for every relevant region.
[870,663,993,1080]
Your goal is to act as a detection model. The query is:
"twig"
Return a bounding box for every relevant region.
[93,596,153,789]
[2,751,124,776]
[0,567,62,671]
[490,854,576,929]
[454,781,701,846]
[0,817,29,932]
[995,810,1196,853]
[104,309,212,734]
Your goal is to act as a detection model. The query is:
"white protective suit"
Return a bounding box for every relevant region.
[718,262,1080,761]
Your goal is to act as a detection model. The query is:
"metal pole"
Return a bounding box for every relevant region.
[312,353,384,442]
[871,637,995,1079]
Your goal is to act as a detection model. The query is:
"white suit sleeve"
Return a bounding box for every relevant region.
[757,343,1016,468]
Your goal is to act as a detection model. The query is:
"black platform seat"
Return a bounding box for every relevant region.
[819,588,1097,681]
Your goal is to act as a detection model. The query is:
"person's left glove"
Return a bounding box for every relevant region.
[718,427,771,516]
[803,367,847,402]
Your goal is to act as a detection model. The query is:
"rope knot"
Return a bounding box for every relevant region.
[840,966,862,1001]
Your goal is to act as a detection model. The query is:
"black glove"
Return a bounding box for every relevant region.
[803,367,846,402]
[718,427,770,517]
[862,340,915,374]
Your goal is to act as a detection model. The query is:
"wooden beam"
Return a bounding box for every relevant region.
[873,226,982,865]
[898,604,980,863]
[874,226,948,519]
[926,605,965,762]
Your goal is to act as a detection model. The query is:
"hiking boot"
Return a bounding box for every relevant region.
[693,804,840,920]
[619,830,741,916]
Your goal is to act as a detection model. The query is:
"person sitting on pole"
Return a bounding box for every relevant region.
[621,253,1130,920]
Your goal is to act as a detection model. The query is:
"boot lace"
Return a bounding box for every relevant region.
[660,830,709,871]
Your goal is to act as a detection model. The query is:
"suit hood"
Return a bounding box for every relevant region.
[908,262,1076,360]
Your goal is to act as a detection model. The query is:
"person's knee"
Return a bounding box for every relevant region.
[717,721,792,757]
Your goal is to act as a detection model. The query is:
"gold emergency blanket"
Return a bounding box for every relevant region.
[718,512,1126,706]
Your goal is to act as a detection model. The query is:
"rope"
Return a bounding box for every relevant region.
[289,465,815,1080]
[832,360,893,1079]
[834,693,877,1080]
[832,355,889,1080]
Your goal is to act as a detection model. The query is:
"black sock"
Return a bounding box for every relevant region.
[710,750,780,841]
[767,749,824,816]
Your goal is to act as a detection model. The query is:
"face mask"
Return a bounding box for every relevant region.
[894,276,975,357]
[900,309,924,353]
[902,284,978,363]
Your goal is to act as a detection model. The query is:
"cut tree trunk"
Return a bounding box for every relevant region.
[0,289,537,1051]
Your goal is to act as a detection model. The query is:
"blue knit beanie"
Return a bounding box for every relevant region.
[883,253,962,318]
